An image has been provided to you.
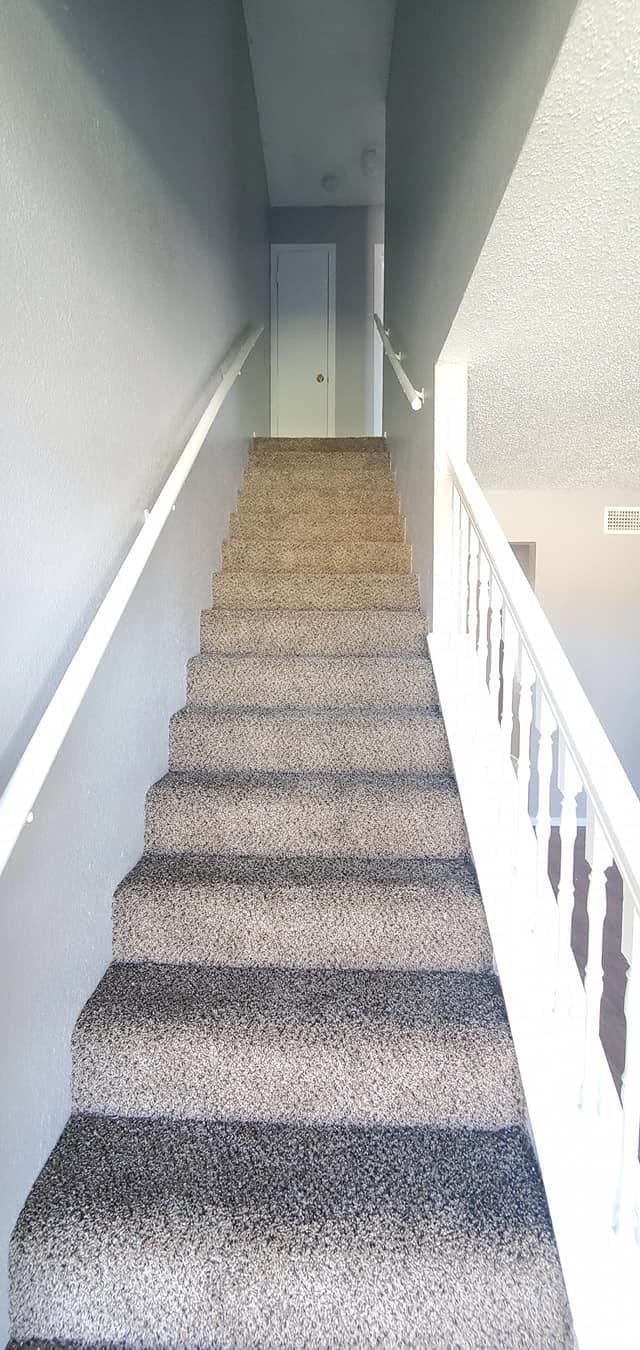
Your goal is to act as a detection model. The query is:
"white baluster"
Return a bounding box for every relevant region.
[501,606,517,771]
[458,504,470,641]
[581,808,612,1113]
[449,484,461,645]
[467,527,479,653]
[535,689,555,910]
[517,643,535,822]
[457,495,469,643]
[477,548,490,688]
[488,571,502,715]
[615,902,640,1242]
[555,738,581,1013]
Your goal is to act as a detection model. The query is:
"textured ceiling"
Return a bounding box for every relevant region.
[440,0,640,489]
[242,0,396,207]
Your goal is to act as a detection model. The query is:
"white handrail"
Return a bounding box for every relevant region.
[373,313,425,411]
[451,453,640,915]
[0,323,264,881]
[432,444,640,1348]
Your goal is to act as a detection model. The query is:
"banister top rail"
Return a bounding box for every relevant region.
[374,313,425,411]
[0,322,264,882]
[450,451,640,910]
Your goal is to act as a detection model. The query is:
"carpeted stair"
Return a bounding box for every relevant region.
[8,436,573,1348]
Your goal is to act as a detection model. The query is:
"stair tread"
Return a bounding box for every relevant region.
[211,573,420,610]
[200,607,428,654]
[187,651,438,708]
[71,964,523,1126]
[221,539,411,574]
[143,769,469,861]
[229,510,405,540]
[170,704,451,773]
[113,856,491,969]
[10,1116,572,1349]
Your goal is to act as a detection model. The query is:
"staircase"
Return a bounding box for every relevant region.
[9,437,572,1347]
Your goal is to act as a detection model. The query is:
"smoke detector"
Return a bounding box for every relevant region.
[321,173,340,194]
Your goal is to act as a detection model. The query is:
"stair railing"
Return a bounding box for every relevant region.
[0,323,264,882]
[431,436,640,1349]
[373,313,425,410]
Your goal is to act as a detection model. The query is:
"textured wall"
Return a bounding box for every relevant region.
[0,0,268,1337]
[384,0,577,621]
[441,0,640,490]
[270,207,384,435]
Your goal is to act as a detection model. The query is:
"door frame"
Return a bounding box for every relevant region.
[270,243,336,436]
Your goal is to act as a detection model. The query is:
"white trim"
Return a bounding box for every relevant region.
[373,313,425,411]
[450,454,640,918]
[0,324,264,882]
[428,378,640,1345]
[270,243,336,437]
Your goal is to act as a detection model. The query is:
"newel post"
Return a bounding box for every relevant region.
[432,363,468,640]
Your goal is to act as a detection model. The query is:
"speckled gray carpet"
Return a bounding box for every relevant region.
[8,437,573,1348]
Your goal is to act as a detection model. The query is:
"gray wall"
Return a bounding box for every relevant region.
[441,0,640,492]
[384,0,577,622]
[490,490,640,796]
[271,207,384,435]
[0,0,268,1336]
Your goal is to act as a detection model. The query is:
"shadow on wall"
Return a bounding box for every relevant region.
[1,0,269,792]
[383,0,578,624]
[38,0,261,257]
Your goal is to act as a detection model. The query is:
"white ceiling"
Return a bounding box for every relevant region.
[441,0,640,489]
[242,0,396,207]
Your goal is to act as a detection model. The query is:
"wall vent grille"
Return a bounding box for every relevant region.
[604,507,640,535]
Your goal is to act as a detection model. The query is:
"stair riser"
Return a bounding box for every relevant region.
[113,883,492,969]
[248,450,390,470]
[200,610,428,656]
[144,778,469,859]
[10,1118,571,1350]
[253,436,386,452]
[237,485,398,513]
[169,711,449,773]
[186,656,438,709]
[242,468,394,492]
[221,539,411,575]
[229,512,405,542]
[211,574,420,610]
[72,964,521,1128]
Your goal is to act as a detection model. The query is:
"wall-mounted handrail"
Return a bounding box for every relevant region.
[373,313,425,411]
[0,323,264,882]
[450,452,640,916]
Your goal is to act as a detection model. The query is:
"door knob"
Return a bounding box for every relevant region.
[316,373,325,383]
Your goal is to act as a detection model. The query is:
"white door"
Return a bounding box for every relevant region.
[271,244,336,436]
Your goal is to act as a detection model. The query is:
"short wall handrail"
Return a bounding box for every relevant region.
[451,452,640,916]
[0,322,264,882]
[373,313,425,411]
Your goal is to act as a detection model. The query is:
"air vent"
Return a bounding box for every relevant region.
[604,507,640,535]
